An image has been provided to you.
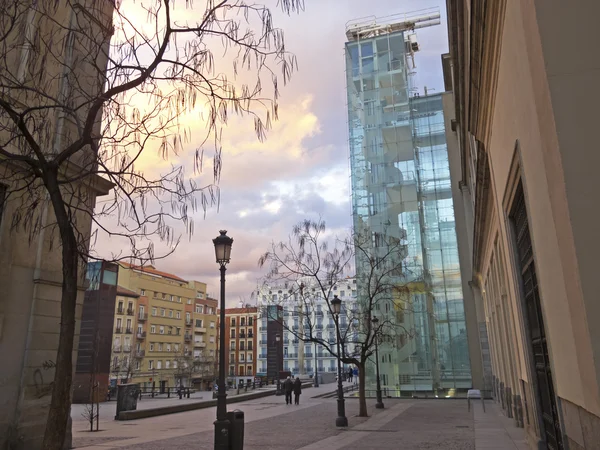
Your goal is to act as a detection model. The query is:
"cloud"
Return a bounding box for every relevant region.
[93,0,449,305]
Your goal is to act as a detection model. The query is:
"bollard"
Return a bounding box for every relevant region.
[227,410,245,450]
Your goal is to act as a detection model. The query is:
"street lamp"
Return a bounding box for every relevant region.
[331,295,348,427]
[213,230,233,450]
[275,333,282,395]
[371,316,384,409]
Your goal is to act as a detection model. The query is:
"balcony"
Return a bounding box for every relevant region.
[137,332,146,340]
[259,354,267,359]
[195,327,207,333]
[327,324,335,329]
[316,324,323,330]
[316,310,323,316]
[248,333,254,338]
[135,350,145,358]
[184,335,192,342]
[138,313,148,322]
[126,308,134,316]
[113,345,122,352]
[259,340,268,345]
[304,353,313,357]
[125,328,133,334]
[123,346,131,353]
[230,347,236,352]
[239,333,246,339]
[117,307,124,315]
[114,327,122,334]
[194,341,207,348]
[285,353,298,358]
[185,319,193,327]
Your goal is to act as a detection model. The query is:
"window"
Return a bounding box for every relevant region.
[210,321,215,328]
[140,289,146,296]
[150,343,154,351]
[207,307,213,314]
[161,309,165,317]
[137,325,142,334]
[169,310,173,318]
[168,326,173,335]
[148,360,154,370]
[340,290,345,297]
[166,343,171,352]
[186,312,191,322]
[162,293,166,299]
[152,307,157,316]
[196,305,204,314]
[159,326,165,334]
[176,311,181,319]
[248,317,253,326]
[150,325,156,334]
[173,360,178,368]
[247,366,252,376]
[240,341,245,351]
[231,318,236,327]
[240,318,245,327]
[176,327,181,335]
[135,360,140,370]
[126,318,132,330]
[239,354,245,362]
[116,318,122,328]
[157,360,162,369]
[158,343,163,351]
[170,295,175,301]
[196,319,203,327]
[186,298,191,304]
[174,343,179,352]
[209,336,215,343]
[231,329,236,338]
[165,360,170,369]
[247,341,252,350]
[247,353,252,362]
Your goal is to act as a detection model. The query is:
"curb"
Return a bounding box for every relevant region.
[117,382,314,420]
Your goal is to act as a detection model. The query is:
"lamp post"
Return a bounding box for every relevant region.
[371,316,384,409]
[275,333,282,395]
[213,230,233,450]
[331,295,348,427]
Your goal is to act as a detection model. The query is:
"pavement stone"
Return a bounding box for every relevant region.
[71,393,527,450]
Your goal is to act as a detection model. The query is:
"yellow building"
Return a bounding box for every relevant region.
[109,287,140,385]
[117,263,196,392]
[190,283,218,389]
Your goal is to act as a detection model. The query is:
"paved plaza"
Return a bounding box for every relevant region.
[71,388,528,450]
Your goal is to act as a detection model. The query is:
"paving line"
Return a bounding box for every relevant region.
[296,402,414,450]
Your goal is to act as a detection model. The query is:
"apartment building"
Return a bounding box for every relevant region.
[220,307,258,386]
[117,263,199,391]
[444,1,600,449]
[256,279,358,378]
[191,292,218,390]
[109,287,140,385]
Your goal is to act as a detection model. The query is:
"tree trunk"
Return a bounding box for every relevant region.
[42,177,80,450]
[358,362,367,417]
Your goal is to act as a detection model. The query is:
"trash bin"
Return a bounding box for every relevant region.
[226,409,244,450]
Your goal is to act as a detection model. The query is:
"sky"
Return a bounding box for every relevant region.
[96,0,449,304]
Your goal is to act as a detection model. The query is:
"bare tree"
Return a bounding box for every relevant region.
[1,1,302,447]
[258,219,415,417]
[191,348,217,389]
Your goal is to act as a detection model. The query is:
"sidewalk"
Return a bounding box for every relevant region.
[473,401,528,450]
[72,392,529,449]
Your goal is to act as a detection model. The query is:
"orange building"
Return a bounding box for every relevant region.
[218,306,258,386]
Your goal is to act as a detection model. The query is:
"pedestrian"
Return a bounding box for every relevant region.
[284,376,293,405]
[348,367,353,383]
[293,377,302,405]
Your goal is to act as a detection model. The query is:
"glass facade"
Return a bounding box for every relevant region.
[345,30,472,395]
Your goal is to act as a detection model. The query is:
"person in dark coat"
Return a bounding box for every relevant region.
[293,377,302,405]
[284,376,293,404]
[348,367,353,383]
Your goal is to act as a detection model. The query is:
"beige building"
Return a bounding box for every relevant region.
[116,264,213,390]
[0,2,113,448]
[444,1,600,449]
[110,287,140,384]
[191,288,218,389]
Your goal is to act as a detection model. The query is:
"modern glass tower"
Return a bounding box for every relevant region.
[345,11,472,396]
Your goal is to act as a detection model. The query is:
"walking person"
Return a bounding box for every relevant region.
[348,367,353,383]
[284,376,293,405]
[293,377,302,405]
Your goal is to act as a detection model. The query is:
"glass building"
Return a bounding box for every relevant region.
[345,16,472,395]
